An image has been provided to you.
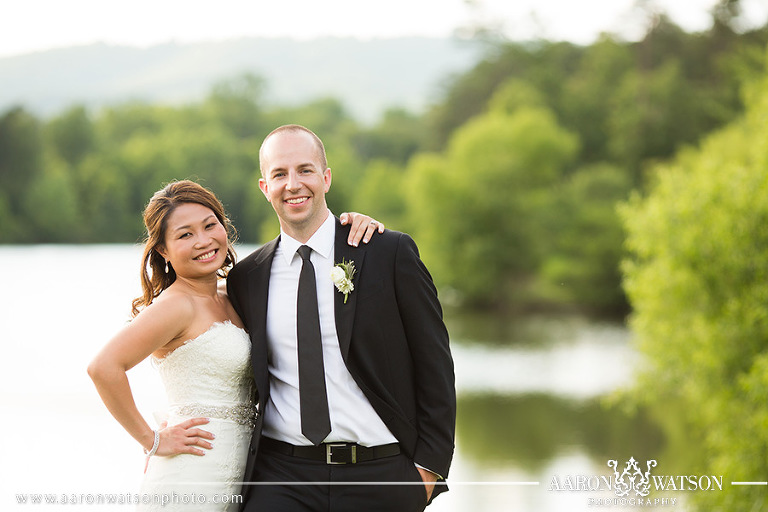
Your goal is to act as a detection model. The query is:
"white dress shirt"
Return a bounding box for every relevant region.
[261,211,398,447]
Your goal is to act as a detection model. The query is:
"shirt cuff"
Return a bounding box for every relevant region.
[414,463,443,480]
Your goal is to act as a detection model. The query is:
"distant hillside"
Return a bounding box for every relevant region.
[0,37,482,123]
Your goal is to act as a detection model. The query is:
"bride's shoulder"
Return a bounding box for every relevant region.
[121,289,196,351]
[142,287,196,324]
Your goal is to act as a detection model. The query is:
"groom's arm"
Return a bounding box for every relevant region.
[393,233,456,480]
[226,265,246,328]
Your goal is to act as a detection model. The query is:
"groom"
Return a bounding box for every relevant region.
[227,124,455,511]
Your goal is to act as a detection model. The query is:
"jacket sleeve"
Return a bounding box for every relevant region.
[393,232,456,479]
[226,266,246,328]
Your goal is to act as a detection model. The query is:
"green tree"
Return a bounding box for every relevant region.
[97,102,171,145]
[205,73,267,139]
[560,36,634,164]
[242,174,278,245]
[350,108,426,165]
[406,106,578,308]
[22,158,83,242]
[621,61,768,511]
[350,159,407,230]
[323,136,365,217]
[424,41,582,150]
[486,78,547,115]
[46,105,95,167]
[266,97,354,141]
[0,191,20,242]
[607,59,698,182]
[75,151,142,241]
[73,100,265,242]
[0,107,43,216]
[539,164,631,313]
[426,11,768,186]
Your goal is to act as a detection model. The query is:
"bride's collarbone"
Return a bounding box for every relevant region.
[154,319,236,359]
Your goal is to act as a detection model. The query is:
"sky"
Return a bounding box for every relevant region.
[1,0,767,58]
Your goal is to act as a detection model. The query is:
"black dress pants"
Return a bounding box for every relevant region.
[242,447,429,512]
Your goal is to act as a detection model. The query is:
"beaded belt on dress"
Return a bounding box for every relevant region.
[171,402,258,429]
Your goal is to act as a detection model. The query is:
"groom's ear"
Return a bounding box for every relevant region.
[323,168,332,193]
[258,178,270,202]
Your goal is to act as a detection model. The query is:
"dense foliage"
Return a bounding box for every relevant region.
[1,7,766,317]
[622,49,768,509]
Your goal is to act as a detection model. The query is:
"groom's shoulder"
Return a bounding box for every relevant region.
[378,228,411,245]
[231,238,279,275]
[362,228,421,256]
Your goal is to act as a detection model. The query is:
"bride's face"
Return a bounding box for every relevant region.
[159,202,228,279]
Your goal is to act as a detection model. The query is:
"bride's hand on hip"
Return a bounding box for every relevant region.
[340,212,385,247]
[156,418,215,456]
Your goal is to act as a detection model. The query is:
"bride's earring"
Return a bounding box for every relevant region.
[165,260,169,274]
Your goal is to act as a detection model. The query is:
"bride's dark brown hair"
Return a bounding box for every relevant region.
[131,180,238,316]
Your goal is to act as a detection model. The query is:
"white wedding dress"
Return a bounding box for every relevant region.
[138,322,256,511]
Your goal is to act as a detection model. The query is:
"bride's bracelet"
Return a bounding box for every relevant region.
[143,430,160,457]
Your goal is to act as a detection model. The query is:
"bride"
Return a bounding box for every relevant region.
[88,180,383,511]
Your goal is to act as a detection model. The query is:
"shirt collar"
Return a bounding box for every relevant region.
[279,210,335,265]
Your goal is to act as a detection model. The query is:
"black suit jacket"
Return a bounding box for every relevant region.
[227,218,456,500]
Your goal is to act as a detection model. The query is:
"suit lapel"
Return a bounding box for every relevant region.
[334,218,365,361]
[247,236,280,401]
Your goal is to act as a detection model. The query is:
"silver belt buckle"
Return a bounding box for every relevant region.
[326,443,356,464]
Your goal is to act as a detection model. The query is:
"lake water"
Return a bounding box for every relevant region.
[0,245,676,511]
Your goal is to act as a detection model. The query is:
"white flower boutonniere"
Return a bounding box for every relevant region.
[331,259,356,304]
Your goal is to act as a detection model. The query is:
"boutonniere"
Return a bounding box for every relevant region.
[331,259,356,304]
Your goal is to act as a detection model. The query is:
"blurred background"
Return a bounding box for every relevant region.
[2,0,768,510]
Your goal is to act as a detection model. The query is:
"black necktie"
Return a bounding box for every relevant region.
[296,245,332,445]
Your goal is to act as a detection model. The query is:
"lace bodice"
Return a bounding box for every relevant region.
[153,322,253,407]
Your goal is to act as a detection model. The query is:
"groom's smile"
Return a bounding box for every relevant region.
[285,196,310,206]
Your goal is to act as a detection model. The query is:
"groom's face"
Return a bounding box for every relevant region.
[259,130,332,239]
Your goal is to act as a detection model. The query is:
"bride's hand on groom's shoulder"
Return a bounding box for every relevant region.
[155,418,215,457]
[340,212,385,247]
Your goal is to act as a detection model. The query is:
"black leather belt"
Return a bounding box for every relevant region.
[261,437,400,465]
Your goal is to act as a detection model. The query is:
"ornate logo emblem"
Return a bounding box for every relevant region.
[608,457,658,497]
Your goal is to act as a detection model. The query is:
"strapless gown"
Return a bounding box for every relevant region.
[138,322,256,511]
